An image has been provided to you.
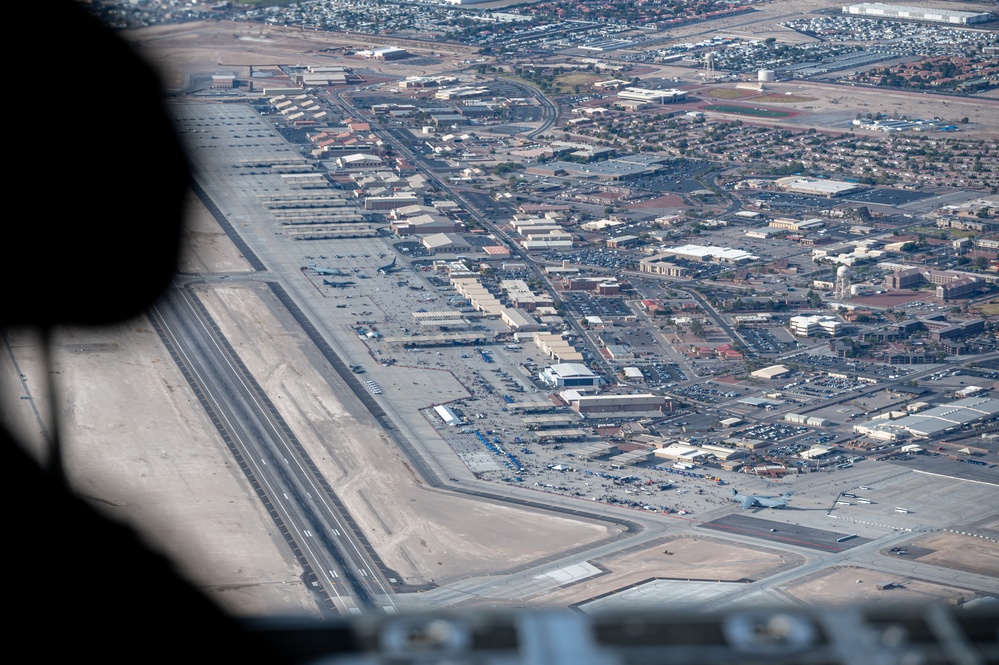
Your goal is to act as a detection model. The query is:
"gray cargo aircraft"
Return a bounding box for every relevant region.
[308,264,349,276]
[377,257,400,274]
[731,488,793,509]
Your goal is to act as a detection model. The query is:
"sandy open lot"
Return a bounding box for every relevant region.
[0,323,322,618]
[905,531,999,578]
[125,21,476,90]
[533,535,801,607]
[177,190,253,275]
[782,565,974,606]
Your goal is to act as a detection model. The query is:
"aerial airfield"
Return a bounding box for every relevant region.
[2,1,997,619]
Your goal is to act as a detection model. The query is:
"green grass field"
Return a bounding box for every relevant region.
[972,302,999,316]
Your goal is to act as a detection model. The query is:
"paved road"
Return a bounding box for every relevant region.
[151,284,398,616]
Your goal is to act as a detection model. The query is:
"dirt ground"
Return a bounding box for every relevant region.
[124,21,476,90]
[534,535,801,607]
[0,323,323,618]
[782,565,973,606]
[906,532,999,578]
[177,190,253,275]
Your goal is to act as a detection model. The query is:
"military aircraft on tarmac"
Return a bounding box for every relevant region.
[308,264,350,276]
[322,279,355,288]
[731,488,793,509]
[377,257,400,274]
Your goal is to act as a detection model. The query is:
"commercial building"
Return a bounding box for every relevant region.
[883,268,981,299]
[784,414,830,427]
[789,315,843,337]
[617,87,688,104]
[357,47,409,60]
[570,394,668,414]
[776,177,861,198]
[769,218,825,231]
[390,214,463,236]
[638,254,691,278]
[854,397,999,440]
[365,193,421,211]
[842,3,995,25]
[658,244,758,264]
[533,333,585,363]
[929,319,985,341]
[539,363,603,388]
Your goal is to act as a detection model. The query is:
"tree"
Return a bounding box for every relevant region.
[690,320,705,339]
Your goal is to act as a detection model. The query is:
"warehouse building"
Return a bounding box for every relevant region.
[853,397,999,440]
[570,394,668,414]
[776,176,861,198]
[842,3,994,25]
[434,405,461,426]
[539,363,603,388]
[659,244,758,264]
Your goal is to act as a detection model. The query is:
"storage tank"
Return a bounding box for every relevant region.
[759,69,775,83]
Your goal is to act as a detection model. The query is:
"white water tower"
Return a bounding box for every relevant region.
[835,265,852,300]
[759,69,775,83]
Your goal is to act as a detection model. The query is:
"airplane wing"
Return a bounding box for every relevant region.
[741,496,754,510]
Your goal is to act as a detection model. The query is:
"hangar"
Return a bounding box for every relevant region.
[751,365,792,380]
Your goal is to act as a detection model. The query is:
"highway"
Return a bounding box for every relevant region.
[150,284,398,616]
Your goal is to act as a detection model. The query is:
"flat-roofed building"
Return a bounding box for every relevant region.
[854,397,999,439]
[776,176,861,198]
[434,405,461,426]
[638,254,691,277]
[391,214,462,235]
[842,3,994,24]
[539,363,602,388]
[659,244,758,264]
[929,319,985,340]
[790,315,843,337]
[769,218,825,231]
[617,87,688,104]
[570,394,668,414]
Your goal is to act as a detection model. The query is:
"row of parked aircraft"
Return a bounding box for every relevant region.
[307,257,400,277]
